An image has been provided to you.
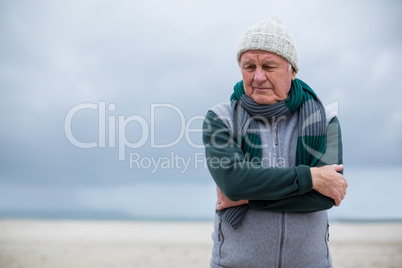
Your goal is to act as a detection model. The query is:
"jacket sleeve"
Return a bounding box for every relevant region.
[203,110,313,202]
[248,116,343,212]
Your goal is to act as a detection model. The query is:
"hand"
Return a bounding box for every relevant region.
[310,164,348,206]
[216,187,248,210]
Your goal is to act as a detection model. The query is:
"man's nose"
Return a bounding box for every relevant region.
[254,67,267,83]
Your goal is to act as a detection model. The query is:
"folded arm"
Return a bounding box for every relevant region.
[203,110,313,202]
[203,110,347,212]
[248,116,347,211]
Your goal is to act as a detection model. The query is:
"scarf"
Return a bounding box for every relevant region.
[216,78,326,229]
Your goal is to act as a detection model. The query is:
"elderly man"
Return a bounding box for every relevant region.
[202,17,348,268]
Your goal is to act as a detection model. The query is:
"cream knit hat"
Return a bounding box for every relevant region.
[237,16,299,73]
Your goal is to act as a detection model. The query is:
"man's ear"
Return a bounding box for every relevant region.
[291,68,296,80]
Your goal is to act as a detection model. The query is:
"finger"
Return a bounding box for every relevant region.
[334,196,341,206]
[216,201,227,210]
[217,189,223,198]
[333,164,344,172]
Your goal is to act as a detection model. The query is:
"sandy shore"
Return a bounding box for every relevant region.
[0,219,401,268]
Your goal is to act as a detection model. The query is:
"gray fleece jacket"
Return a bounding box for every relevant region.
[203,102,342,268]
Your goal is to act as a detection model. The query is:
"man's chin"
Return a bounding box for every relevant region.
[252,96,277,105]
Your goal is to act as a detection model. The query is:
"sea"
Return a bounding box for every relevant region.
[0,167,401,222]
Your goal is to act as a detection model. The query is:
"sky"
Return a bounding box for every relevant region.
[0,0,401,220]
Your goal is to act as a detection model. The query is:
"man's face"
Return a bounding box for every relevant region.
[240,50,296,105]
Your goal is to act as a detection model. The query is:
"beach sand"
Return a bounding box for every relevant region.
[0,219,401,268]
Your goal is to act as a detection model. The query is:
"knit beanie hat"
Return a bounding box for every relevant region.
[237,16,299,73]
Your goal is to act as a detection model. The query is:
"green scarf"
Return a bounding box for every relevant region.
[217,78,327,229]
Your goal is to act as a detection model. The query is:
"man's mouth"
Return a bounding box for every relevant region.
[253,87,272,91]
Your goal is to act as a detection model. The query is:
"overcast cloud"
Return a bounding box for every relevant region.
[0,0,401,219]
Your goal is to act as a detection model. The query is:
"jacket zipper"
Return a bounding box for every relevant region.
[278,212,286,268]
[274,123,279,146]
[274,118,284,267]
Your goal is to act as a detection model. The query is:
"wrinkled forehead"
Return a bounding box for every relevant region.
[239,50,288,64]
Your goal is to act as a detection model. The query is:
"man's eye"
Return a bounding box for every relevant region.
[244,65,255,70]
